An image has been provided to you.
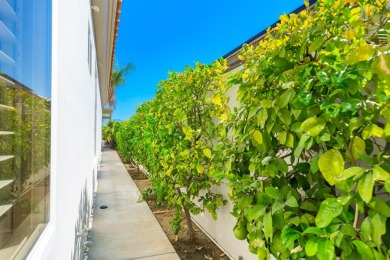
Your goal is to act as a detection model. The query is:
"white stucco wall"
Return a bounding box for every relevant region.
[27,0,103,259]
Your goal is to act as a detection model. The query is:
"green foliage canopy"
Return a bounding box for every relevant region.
[114,0,390,258]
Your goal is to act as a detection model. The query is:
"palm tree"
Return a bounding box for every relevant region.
[108,61,135,108]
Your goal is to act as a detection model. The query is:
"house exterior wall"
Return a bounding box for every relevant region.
[27,0,103,259]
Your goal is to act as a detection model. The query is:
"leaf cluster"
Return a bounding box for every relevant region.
[219,0,390,259]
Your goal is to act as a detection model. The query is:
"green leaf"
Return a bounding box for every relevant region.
[286,133,294,148]
[278,89,295,108]
[196,163,204,174]
[260,99,273,108]
[336,195,351,205]
[318,149,344,186]
[317,238,335,260]
[310,154,319,173]
[357,173,374,203]
[360,217,372,242]
[345,44,376,65]
[278,131,287,144]
[182,125,192,135]
[309,36,326,53]
[349,117,365,135]
[272,200,286,214]
[294,133,310,158]
[265,187,284,200]
[347,136,365,161]
[291,122,302,132]
[352,240,374,260]
[373,165,390,181]
[303,227,325,236]
[237,195,253,210]
[301,116,326,137]
[320,133,330,142]
[253,130,263,144]
[247,205,266,221]
[371,214,386,249]
[385,179,390,193]
[340,224,356,237]
[286,196,299,208]
[315,198,343,228]
[373,250,388,260]
[278,108,291,125]
[300,201,317,211]
[281,228,300,248]
[371,54,390,79]
[274,158,288,173]
[288,216,300,226]
[203,148,212,159]
[362,124,384,139]
[257,109,268,128]
[264,211,273,242]
[179,149,190,156]
[335,167,365,182]
[305,237,319,257]
[368,197,390,217]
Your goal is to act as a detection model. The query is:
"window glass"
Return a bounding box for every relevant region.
[0,0,51,258]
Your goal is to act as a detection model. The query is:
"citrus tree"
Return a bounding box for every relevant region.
[115,60,230,239]
[217,0,390,259]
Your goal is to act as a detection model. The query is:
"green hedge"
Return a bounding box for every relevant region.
[114,0,390,258]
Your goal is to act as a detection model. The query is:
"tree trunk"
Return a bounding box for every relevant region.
[175,187,196,240]
[182,203,196,240]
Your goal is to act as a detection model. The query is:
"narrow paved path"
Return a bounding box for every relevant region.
[88,147,180,260]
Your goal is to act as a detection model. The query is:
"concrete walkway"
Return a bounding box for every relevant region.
[87,147,180,260]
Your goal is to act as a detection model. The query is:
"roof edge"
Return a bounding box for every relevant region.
[223,0,317,71]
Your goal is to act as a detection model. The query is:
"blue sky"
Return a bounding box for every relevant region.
[113,0,305,120]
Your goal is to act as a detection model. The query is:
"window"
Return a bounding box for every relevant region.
[0,0,51,258]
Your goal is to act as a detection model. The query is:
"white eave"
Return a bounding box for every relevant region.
[91,0,120,107]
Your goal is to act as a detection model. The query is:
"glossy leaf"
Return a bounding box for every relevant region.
[281,228,300,248]
[368,197,390,217]
[264,212,273,242]
[352,240,374,260]
[334,166,365,182]
[253,130,263,144]
[309,36,326,53]
[305,238,319,256]
[373,165,390,181]
[317,238,335,260]
[347,136,365,161]
[345,45,375,65]
[315,198,343,228]
[286,196,299,208]
[358,173,374,203]
[301,116,326,137]
[247,205,266,221]
[203,148,212,159]
[265,187,284,200]
[318,149,344,186]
